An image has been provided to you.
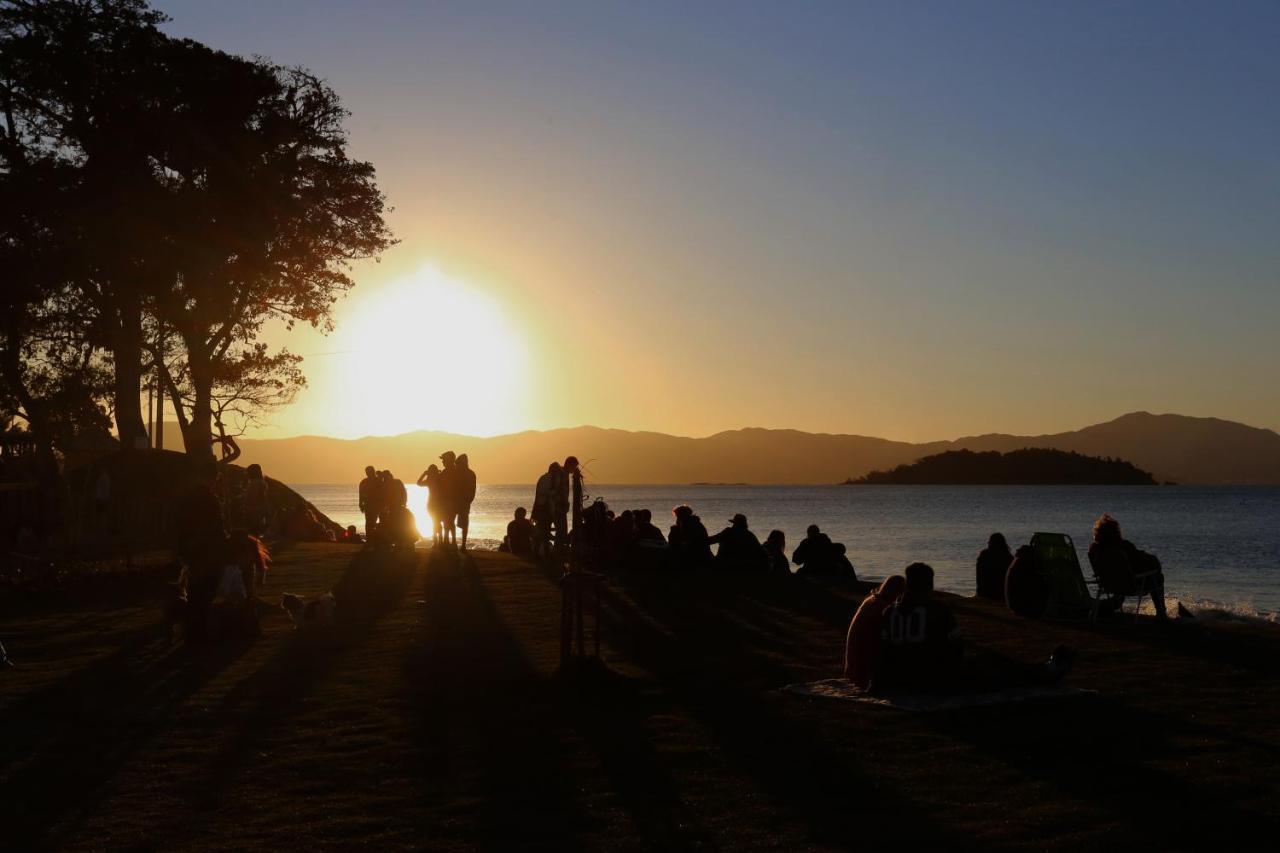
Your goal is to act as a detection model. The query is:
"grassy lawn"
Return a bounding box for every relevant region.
[2,544,1278,850]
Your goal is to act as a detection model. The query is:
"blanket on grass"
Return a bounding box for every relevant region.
[783,678,1095,712]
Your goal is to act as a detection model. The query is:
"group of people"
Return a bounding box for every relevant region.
[844,562,1075,693]
[358,452,479,550]
[974,514,1170,620]
[501,495,857,578]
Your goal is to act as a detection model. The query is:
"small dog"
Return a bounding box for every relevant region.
[280,592,336,628]
[161,566,190,643]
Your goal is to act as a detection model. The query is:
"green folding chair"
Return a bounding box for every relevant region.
[1029,532,1095,620]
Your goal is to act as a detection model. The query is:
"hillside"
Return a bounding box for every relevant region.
[232,412,1280,485]
[849,448,1158,485]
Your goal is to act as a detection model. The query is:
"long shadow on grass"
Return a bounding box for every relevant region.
[0,625,252,850]
[399,550,726,850]
[937,694,1280,847]
[593,571,971,850]
[176,546,418,819]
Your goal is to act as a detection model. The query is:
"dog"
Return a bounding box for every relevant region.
[280,592,337,628]
[161,566,190,643]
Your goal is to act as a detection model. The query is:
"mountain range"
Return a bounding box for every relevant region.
[231,412,1280,485]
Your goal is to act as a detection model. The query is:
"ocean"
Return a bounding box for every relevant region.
[293,483,1280,617]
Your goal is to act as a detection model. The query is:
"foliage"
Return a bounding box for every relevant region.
[850,448,1158,485]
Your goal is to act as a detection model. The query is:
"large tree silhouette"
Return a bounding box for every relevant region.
[2,0,393,463]
[148,47,393,459]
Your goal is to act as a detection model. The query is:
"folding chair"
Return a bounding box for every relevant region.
[1085,547,1161,622]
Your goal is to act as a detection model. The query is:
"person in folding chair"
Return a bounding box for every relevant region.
[1087,514,1168,621]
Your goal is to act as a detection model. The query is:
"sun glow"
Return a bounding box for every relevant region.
[336,264,531,437]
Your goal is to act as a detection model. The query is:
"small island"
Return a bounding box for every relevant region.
[845,447,1158,485]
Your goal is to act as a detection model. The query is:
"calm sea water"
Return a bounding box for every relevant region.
[294,483,1280,617]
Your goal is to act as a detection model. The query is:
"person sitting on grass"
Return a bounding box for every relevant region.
[763,530,790,575]
[669,505,713,570]
[876,563,963,691]
[1088,513,1168,621]
[875,562,1076,694]
[633,509,666,543]
[504,507,535,556]
[975,532,1013,600]
[793,524,836,575]
[708,513,768,571]
[832,542,858,579]
[844,575,906,688]
[342,525,364,544]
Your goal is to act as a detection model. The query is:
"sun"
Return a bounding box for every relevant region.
[337,264,530,436]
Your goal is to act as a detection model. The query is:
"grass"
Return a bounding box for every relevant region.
[2,544,1279,850]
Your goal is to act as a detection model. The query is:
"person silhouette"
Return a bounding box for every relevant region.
[456,453,478,550]
[438,451,459,546]
[532,462,561,557]
[358,465,379,539]
[975,532,1013,600]
[416,463,444,544]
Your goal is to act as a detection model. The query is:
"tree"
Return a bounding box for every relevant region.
[148,48,393,460]
[0,0,174,450]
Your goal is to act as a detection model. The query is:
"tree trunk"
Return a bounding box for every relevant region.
[181,336,216,463]
[111,297,148,450]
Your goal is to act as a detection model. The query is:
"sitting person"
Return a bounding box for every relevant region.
[504,507,535,556]
[386,504,420,550]
[832,543,858,579]
[975,532,1013,601]
[844,575,906,688]
[877,562,1076,693]
[633,509,666,543]
[342,524,365,544]
[762,530,790,575]
[668,505,712,570]
[875,563,963,691]
[1087,513,1168,620]
[792,524,836,575]
[708,513,768,571]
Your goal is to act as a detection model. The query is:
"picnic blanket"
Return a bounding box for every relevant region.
[783,678,1094,712]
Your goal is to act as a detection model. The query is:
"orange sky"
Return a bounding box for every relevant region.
[155,1,1280,443]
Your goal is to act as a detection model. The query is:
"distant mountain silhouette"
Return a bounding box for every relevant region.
[233,412,1280,485]
[849,448,1157,485]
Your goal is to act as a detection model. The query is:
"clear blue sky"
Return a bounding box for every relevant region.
[154,1,1280,440]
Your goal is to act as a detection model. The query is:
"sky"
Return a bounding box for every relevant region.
[153,0,1280,442]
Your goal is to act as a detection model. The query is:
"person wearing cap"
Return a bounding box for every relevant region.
[456,453,478,550]
[708,513,769,572]
[438,451,459,546]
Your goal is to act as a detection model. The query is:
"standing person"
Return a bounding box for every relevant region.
[532,462,561,557]
[456,453,478,550]
[241,463,270,536]
[438,452,459,546]
[358,466,379,540]
[174,460,226,644]
[417,464,443,544]
[552,457,577,553]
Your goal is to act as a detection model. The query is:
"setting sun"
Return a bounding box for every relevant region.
[335,264,530,437]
